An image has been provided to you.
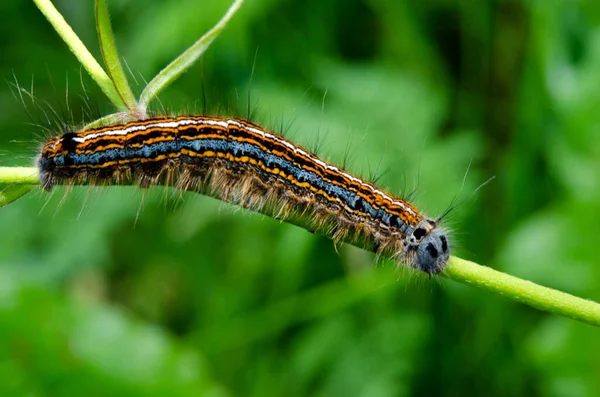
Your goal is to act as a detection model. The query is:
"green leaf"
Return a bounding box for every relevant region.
[0,185,35,208]
[95,0,140,114]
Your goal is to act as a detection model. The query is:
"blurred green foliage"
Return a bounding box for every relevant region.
[0,0,599,396]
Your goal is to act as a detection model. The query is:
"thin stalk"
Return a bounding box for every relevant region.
[443,257,600,326]
[95,0,139,113]
[33,0,127,110]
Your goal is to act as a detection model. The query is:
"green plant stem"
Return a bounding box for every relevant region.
[0,167,39,206]
[0,167,39,185]
[33,0,127,110]
[1,165,598,326]
[84,112,133,130]
[443,257,600,326]
[95,0,139,113]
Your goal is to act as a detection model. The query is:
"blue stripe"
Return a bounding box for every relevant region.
[54,138,408,229]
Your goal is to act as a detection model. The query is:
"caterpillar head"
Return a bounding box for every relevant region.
[407,219,450,275]
[37,132,80,191]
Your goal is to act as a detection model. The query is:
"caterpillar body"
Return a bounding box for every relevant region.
[38,115,450,274]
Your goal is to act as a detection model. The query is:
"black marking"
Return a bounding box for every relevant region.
[61,132,78,152]
[426,243,438,258]
[413,227,426,240]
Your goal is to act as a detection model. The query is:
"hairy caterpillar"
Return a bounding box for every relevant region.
[38,115,450,274]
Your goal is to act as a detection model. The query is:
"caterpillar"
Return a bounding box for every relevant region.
[38,115,450,274]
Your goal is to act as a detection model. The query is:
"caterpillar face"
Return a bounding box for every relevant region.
[407,219,450,275]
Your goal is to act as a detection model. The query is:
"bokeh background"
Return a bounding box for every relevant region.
[1,0,599,396]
